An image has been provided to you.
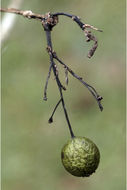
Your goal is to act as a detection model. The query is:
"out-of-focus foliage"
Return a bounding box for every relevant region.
[1,0,125,190]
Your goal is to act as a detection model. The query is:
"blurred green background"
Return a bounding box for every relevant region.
[1,0,126,190]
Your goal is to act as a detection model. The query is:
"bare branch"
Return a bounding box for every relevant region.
[0,8,45,21]
[45,29,75,138]
[43,64,52,101]
[53,12,102,58]
[48,99,62,123]
[84,24,103,32]
[65,66,69,85]
[1,8,103,138]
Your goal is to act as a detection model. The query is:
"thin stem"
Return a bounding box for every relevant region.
[48,99,62,123]
[0,8,45,21]
[45,29,75,138]
[43,63,52,101]
[53,12,102,32]
[52,12,84,30]
[65,66,69,85]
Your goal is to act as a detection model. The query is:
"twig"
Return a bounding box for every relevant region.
[1,8,102,57]
[0,8,45,21]
[64,66,69,85]
[48,99,62,123]
[1,8,103,138]
[45,29,75,138]
[46,46,66,91]
[43,63,52,101]
[53,12,102,58]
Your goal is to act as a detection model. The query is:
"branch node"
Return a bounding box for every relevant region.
[42,12,59,31]
[46,46,52,55]
[22,10,33,18]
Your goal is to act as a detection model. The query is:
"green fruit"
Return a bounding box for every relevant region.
[61,136,100,177]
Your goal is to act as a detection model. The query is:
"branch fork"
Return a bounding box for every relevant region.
[1,8,103,138]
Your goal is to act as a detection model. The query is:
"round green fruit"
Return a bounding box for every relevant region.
[61,136,100,177]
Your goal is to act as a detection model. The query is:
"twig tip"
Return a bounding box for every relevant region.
[48,117,53,123]
[43,97,47,101]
